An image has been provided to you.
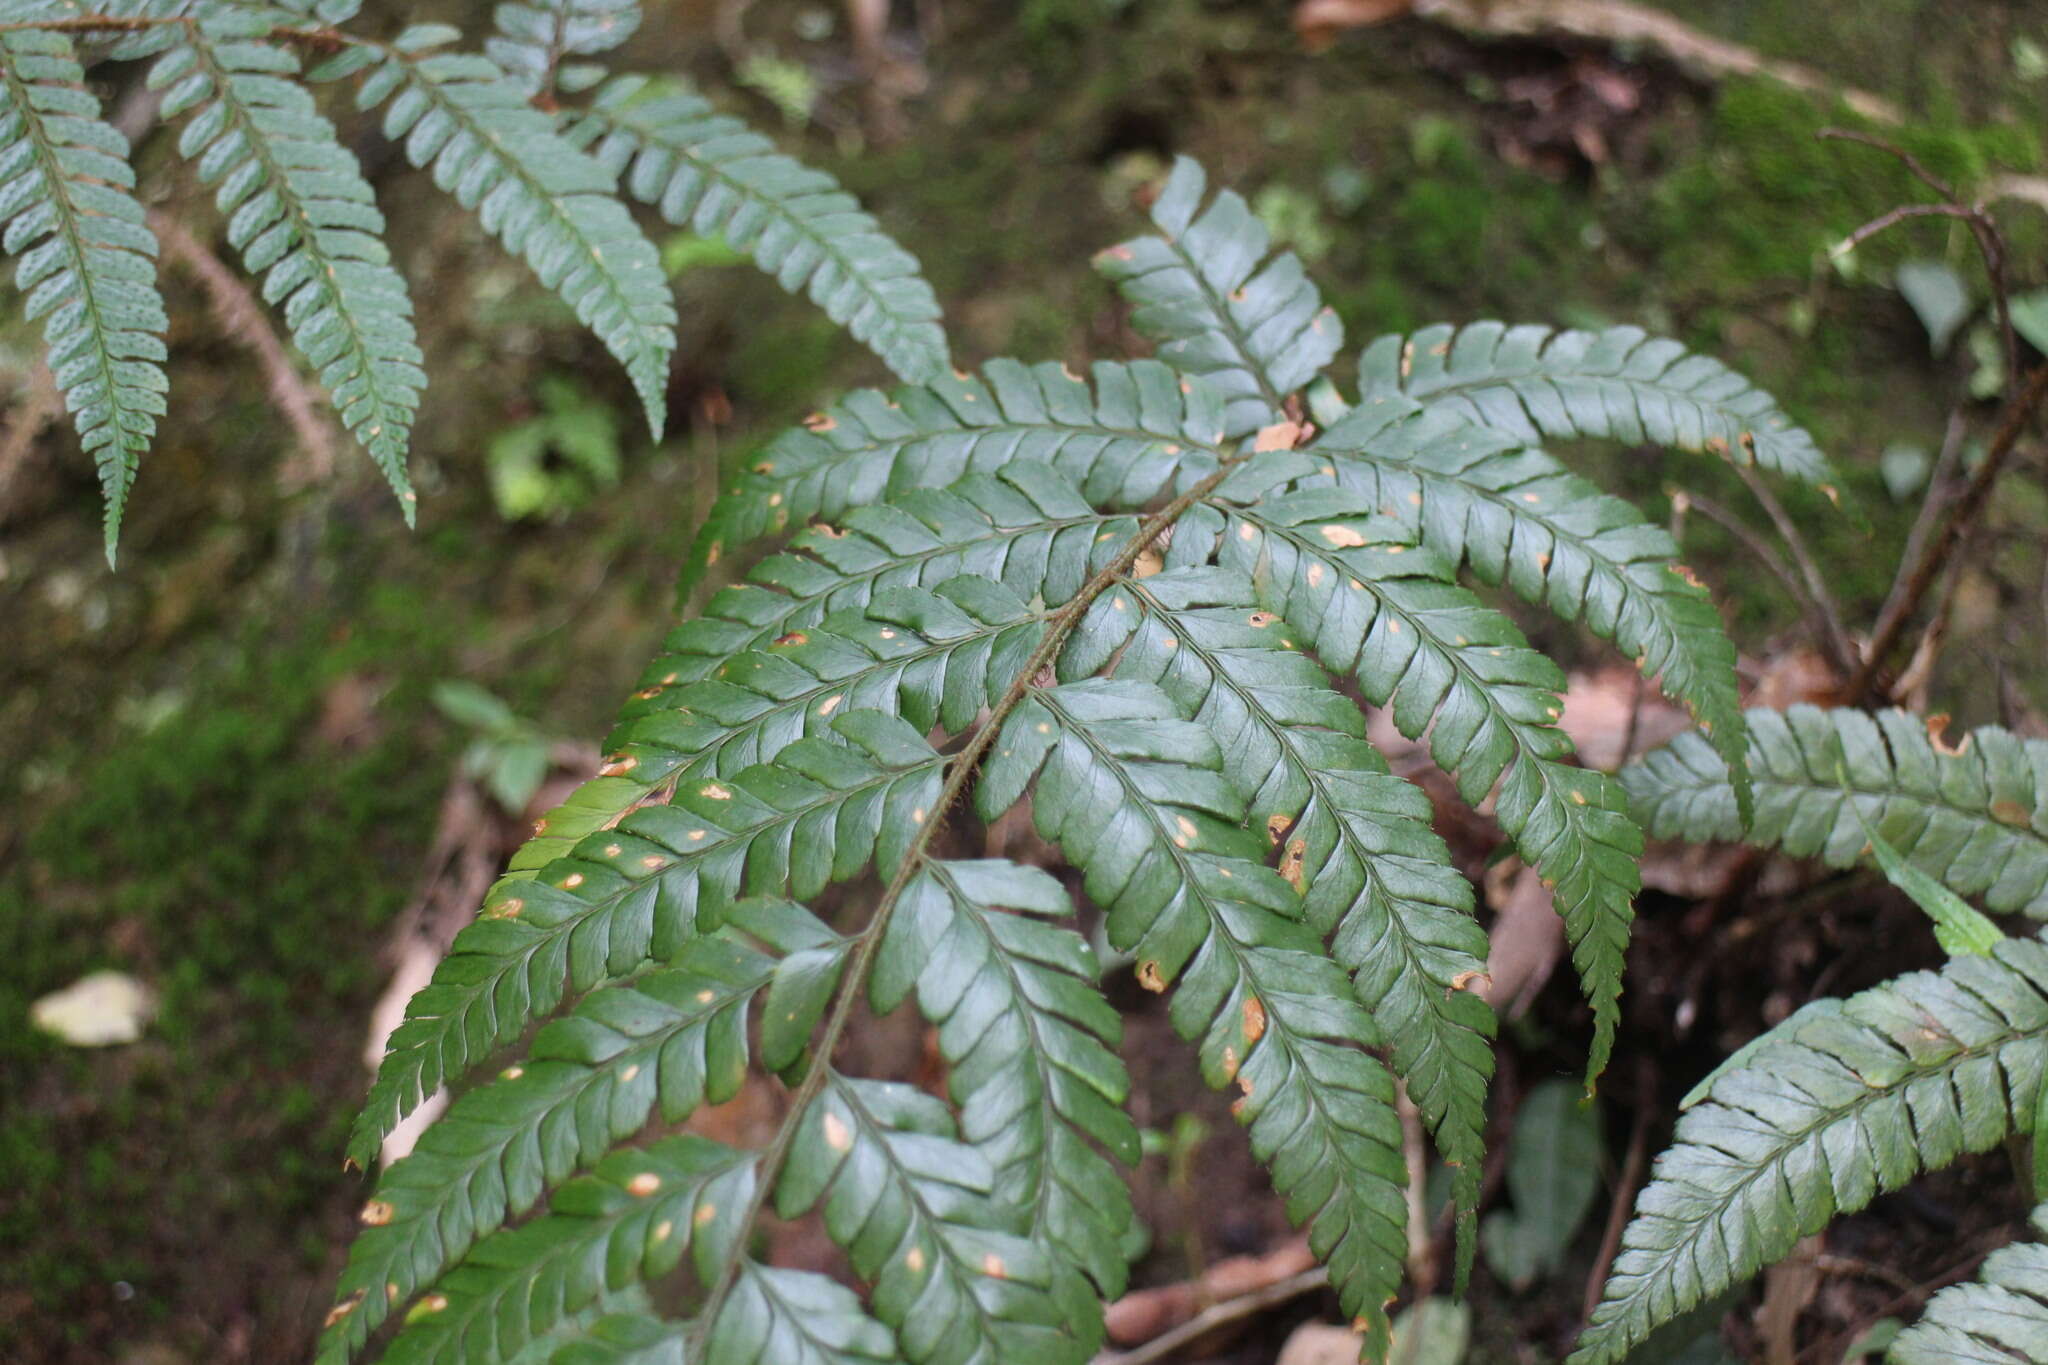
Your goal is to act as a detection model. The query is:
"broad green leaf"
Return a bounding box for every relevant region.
[1888,1203,2048,1363]
[1479,1080,1603,1291]
[1896,260,1972,357]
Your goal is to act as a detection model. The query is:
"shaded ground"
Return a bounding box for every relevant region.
[3,1,2047,1361]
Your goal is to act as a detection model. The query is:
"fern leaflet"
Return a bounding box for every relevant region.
[1573,933,2048,1364]
[1890,1204,2048,1364]
[567,76,948,385]
[488,0,640,96]
[150,13,425,516]
[0,26,167,563]
[1094,155,1342,440]
[352,27,674,437]
[1356,321,1836,485]
[1627,706,2048,917]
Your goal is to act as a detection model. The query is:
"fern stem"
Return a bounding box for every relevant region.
[689,449,1256,1349]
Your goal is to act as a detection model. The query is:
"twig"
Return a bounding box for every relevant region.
[1582,1059,1655,1323]
[1820,128,2022,396]
[1396,1081,1437,1298]
[151,213,340,489]
[1091,1267,1332,1365]
[1876,410,1968,630]
[1680,491,1844,665]
[1729,460,1857,674]
[1846,363,2048,701]
[1795,1229,2013,1365]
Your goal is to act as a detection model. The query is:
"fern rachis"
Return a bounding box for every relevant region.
[319,153,1831,1365]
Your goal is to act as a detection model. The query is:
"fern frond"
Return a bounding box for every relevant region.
[1093,156,1340,440]
[779,1074,1076,1363]
[353,28,673,436]
[872,857,1138,1344]
[1357,321,1834,485]
[1626,706,2048,917]
[349,713,948,1171]
[1572,933,2048,1364]
[0,27,168,563]
[149,15,425,516]
[325,936,777,1364]
[689,358,1229,586]
[1890,1205,2048,1364]
[1109,564,1496,1270]
[1223,494,1643,1080]
[1313,393,1752,823]
[981,679,1408,1353]
[488,0,640,95]
[566,76,948,385]
[550,1313,686,1365]
[513,464,1113,875]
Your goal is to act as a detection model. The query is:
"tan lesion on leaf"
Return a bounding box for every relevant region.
[1319,524,1367,548]
[1279,837,1307,893]
[1136,959,1167,992]
[360,1199,395,1226]
[1991,799,2031,826]
[1926,714,1971,757]
[1242,995,1266,1044]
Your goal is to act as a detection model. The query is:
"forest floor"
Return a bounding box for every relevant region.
[3,1,2047,1362]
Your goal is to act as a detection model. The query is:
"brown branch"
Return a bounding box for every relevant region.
[1582,1059,1655,1323]
[1091,1267,1331,1365]
[1730,460,1858,674]
[1845,363,2048,701]
[1820,128,2021,394]
[151,213,340,489]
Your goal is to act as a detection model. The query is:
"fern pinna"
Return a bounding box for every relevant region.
[1569,709,2048,1365]
[325,154,1845,1365]
[0,0,946,561]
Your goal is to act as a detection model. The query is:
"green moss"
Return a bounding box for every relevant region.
[1644,79,2043,290]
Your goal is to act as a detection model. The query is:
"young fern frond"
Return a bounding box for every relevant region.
[0,27,168,563]
[349,28,674,438]
[565,77,949,385]
[1889,1204,2048,1364]
[150,13,425,516]
[1355,321,1837,486]
[1094,155,1342,440]
[1572,933,2048,1365]
[335,159,1808,1365]
[1626,706,2048,917]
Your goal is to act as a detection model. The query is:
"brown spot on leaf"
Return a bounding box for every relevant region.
[1254,420,1304,451]
[1266,813,1293,847]
[1243,996,1267,1043]
[1991,799,2031,826]
[773,631,808,647]
[627,1172,662,1197]
[324,1294,364,1328]
[1319,524,1367,548]
[1280,838,1307,893]
[360,1200,395,1226]
[1136,960,1167,992]
[1448,970,1492,995]
[802,412,836,432]
[1926,715,1970,756]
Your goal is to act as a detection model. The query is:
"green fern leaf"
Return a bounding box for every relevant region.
[1626,706,2048,917]
[513,464,1115,874]
[325,936,777,1364]
[378,1135,755,1365]
[352,29,673,435]
[1572,933,2048,1364]
[1889,1204,2048,1364]
[1313,393,1753,824]
[1109,564,1496,1274]
[548,1313,686,1365]
[1223,495,1643,1081]
[566,76,948,385]
[981,679,1408,1354]
[688,358,1229,588]
[349,712,948,1171]
[873,857,1138,1344]
[1357,321,1835,485]
[1094,156,1341,439]
[149,16,426,517]
[776,1074,1078,1363]
[488,0,640,95]
[698,1264,901,1365]
[0,27,168,563]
